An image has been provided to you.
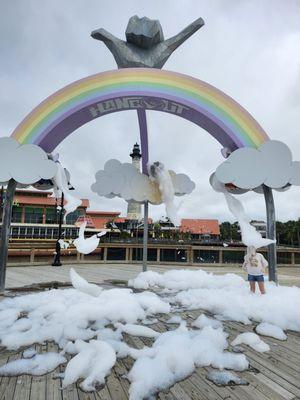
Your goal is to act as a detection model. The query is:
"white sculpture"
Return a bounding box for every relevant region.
[73,222,106,255]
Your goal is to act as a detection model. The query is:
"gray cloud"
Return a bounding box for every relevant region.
[216,141,300,190]
[0,137,57,185]
[91,159,195,203]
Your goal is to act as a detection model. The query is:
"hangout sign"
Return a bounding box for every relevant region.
[11,68,269,153]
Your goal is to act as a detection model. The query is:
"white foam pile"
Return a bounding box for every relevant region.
[115,323,160,338]
[129,269,300,332]
[0,271,170,353]
[231,332,270,352]
[192,314,223,330]
[128,324,248,400]
[62,339,116,391]
[166,315,183,324]
[0,353,66,376]
[0,268,297,398]
[23,347,37,359]
[255,322,287,340]
[70,268,102,297]
[73,222,106,255]
[206,370,248,386]
[129,269,243,291]
[148,161,181,226]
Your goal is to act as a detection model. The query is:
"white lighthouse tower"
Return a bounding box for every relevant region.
[126,143,142,220]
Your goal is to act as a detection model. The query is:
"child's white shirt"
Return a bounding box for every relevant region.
[243,253,268,276]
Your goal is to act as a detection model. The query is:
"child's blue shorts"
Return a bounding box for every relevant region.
[248,274,264,282]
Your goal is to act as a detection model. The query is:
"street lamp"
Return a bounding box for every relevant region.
[52,193,64,267]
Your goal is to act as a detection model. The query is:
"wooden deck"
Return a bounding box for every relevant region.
[5,263,300,288]
[0,265,299,399]
[0,304,299,399]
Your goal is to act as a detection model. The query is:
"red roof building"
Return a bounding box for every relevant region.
[1,189,220,242]
[85,211,122,230]
[180,219,220,237]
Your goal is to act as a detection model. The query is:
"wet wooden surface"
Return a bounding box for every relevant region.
[0,266,299,399]
[0,306,299,400]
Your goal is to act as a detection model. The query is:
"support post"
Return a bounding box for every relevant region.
[142,202,149,272]
[262,185,277,283]
[0,179,17,292]
[137,109,149,272]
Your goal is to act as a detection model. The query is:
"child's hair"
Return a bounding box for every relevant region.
[245,246,258,267]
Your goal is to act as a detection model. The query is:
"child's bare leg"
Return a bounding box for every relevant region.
[249,281,256,293]
[258,281,266,294]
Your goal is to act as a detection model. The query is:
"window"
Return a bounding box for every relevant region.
[223,251,245,264]
[19,227,26,238]
[11,207,22,223]
[25,207,43,223]
[33,228,40,238]
[39,228,46,238]
[194,250,219,263]
[160,249,176,262]
[26,227,33,238]
[46,208,59,224]
[72,229,78,238]
[11,227,19,237]
[107,248,126,260]
[133,248,157,261]
[46,228,53,239]
[65,209,84,225]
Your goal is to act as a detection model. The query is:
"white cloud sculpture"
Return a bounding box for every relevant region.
[215,140,300,190]
[0,137,57,185]
[91,159,195,205]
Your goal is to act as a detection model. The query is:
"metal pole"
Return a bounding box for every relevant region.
[142,202,149,272]
[262,185,277,283]
[0,186,4,222]
[0,178,17,292]
[137,109,149,272]
[52,192,64,267]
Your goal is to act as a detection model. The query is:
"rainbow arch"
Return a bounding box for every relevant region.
[11,68,269,152]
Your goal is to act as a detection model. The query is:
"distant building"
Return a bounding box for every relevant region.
[0,189,221,244]
[153,218,220,241]
[0,189,122,241]
[180,219,220,241]
[126,143,142,221]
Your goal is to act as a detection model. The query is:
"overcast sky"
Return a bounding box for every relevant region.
[1,0,300,222]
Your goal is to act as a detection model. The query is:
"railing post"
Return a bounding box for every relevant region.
[30,248,35,264]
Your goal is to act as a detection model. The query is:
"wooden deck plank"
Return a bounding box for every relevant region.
[197,367,245,400]
[77,389,96,400]
[60,354,79,400]
[177,373,222,400]
[13,370,32,400]
[243,371,295,400]
[244,355,300,397]
[0,353,19,400]
[30,345,47,400]
[105,371,128,400]
[93,385,111,400]
[45,342,63,400]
